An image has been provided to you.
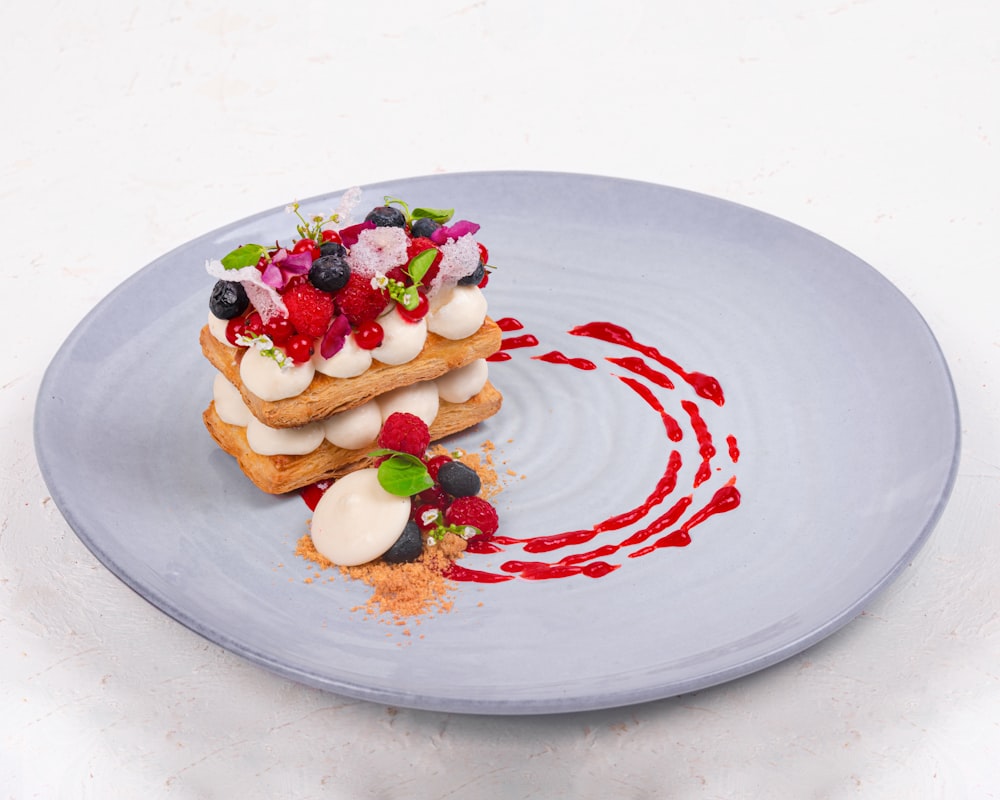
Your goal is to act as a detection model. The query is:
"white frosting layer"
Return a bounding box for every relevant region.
[436,358,488,404]
[312,332,373,378]
[378,381,440,427]
[323,400,383,450]
[245,417,325,456]
[372,308,428,366]
[212,373,252,426]
[310,468,411,566]
[207,311,230,345]
[426,285,488,340]
[240,349,316,401]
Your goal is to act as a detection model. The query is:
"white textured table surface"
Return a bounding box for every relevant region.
[4,1,999,797]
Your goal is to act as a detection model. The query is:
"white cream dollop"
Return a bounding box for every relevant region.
[212,373,252,426]
[245,418,325,456]
[312,332,373,378]
[207,311,231,345]
[378,381,440,427]
[426,285,488,340]
[310,469,411,566]
[436,358,489,404]
[240,349,316,401]
[323,400,383,450]
[371,308,428,366]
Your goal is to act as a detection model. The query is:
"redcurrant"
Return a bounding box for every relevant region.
[243,311,263,335]
[285,334,314,364]
[320,229,342,244]
[292,238,322,261]
[355,320,384,350]
[397,292,429,323]
[263,316,294,346]
[426,454,452,481]
[225,317,245,346]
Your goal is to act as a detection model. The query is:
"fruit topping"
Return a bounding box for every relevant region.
[285,334,314,364]
[410,217,442,239]
[445,496,499,538]
[378,411,432,458]
[336,272,389,326]
[292,237,322,261]
[436,460,481,498]
[283,282,335,339]
[457,260,486,286]
[354,319,385,350]
[262,316,294,346]
[209,280,250,319]
[364,205,407,228]
[309,253,351,293]
[381,520,424,564]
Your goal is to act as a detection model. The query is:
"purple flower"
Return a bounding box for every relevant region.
[260,248,313,290]
[431,220,480,244]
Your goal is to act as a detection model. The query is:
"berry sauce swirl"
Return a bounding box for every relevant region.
[447,317,742,583]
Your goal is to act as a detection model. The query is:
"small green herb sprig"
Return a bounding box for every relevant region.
[383,196,454,226]
[373,248,437,311]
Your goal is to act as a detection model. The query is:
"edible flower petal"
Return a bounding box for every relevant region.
[319,313,352,359]
[430,220,480,244]
[260,248,313,290]
[338,220,376,248]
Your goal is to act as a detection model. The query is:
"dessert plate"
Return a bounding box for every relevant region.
[34,172,959,714]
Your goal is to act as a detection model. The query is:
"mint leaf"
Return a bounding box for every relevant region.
[221,243,267,270]
[375,453,434,497]
[411,206,454,224]
[407,248,437,285]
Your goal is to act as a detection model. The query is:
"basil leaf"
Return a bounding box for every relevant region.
[221,243,267,270]
[411,206,454,224]
[376,453,434,497]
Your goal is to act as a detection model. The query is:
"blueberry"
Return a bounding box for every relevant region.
[319,240,346,258]
[364,205,406,228]
[457,260,486,286]
[437,460,481,498]
[209,280,249,319]
[309,254,351,293]
[382,520,423,563]
[410,217,441,239]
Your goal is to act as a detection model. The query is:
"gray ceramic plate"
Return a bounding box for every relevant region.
[34,172,959,714]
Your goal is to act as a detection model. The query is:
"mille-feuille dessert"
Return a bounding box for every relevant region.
[200,188,503,494]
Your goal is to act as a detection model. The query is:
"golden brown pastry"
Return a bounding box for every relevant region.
[202,381,503,494]
[200,317,502,429]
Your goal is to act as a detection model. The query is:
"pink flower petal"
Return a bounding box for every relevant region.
[281,250,314,274]
[260,262,285,288]
[431,220,480,243]
[339,221,376,248]
[320,314,352,359]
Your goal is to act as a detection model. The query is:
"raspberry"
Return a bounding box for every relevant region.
[445,496,499,538]
[378,412,430,458]
[283,283,334,338]
[335,272,388,326]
